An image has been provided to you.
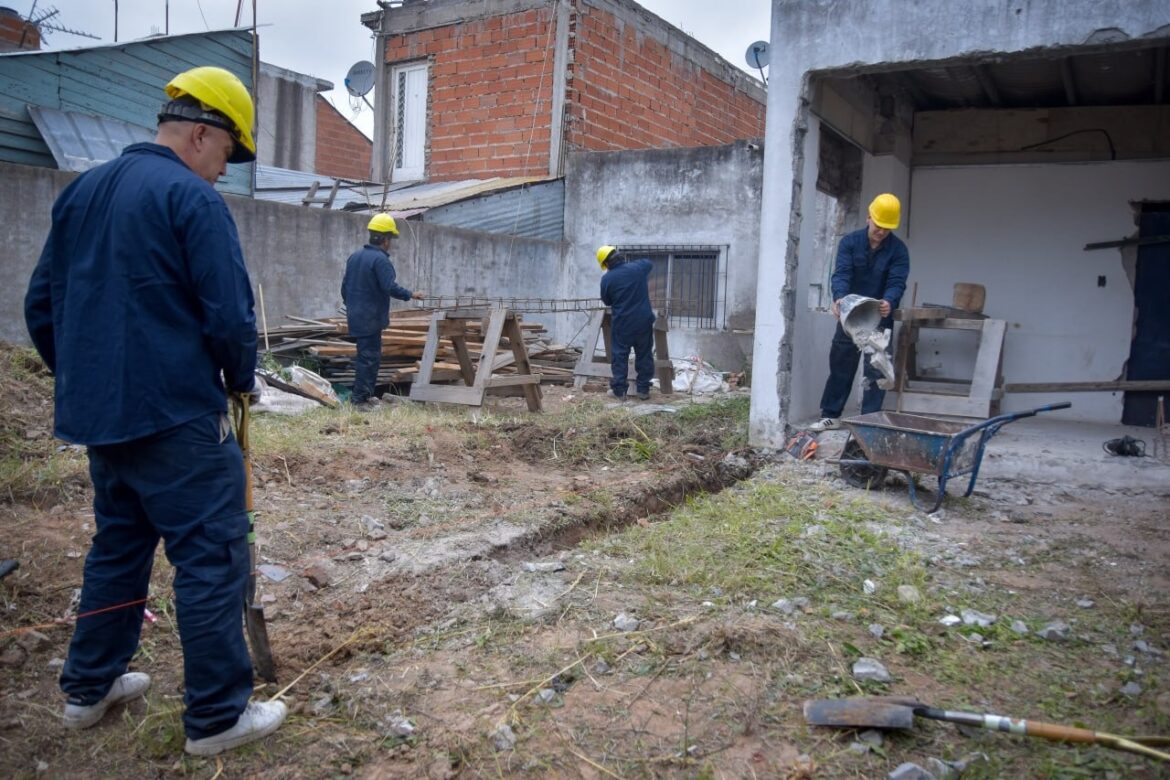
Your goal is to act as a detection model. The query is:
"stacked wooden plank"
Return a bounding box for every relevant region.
[259,309,581,386]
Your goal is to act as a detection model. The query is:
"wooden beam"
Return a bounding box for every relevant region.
[1060,58,1077,106]
[1155,46,1166,105]
[1004,381,1170,393]
[972,65,1002,107]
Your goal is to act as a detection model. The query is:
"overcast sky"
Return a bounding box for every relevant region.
[35,1,771,139]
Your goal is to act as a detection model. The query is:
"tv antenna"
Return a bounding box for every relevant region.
[744,40,769,86]
[23,2,99,46]
[344,60,376,112]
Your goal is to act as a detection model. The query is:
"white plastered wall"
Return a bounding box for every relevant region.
[905,160,1170,423]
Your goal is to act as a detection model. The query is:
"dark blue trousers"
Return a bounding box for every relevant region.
[819,322,891,417]
[60,412,253,739]
[611,327,655,396]
[352,332,382,403]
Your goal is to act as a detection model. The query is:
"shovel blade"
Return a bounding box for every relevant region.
[246,604,277,683]
[803,697,919,729]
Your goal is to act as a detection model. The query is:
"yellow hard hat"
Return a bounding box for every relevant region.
[164,66,256,163]
[368,213,399,236]
[596,245,617,269]
[868,193,901,230]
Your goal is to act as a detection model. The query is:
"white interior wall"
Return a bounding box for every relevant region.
[907,160,1170,423]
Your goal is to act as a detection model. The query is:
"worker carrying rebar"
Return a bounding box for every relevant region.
[341,213,426,409]
[809,193,910,431]
[597,245,655,401]
[23,66,286,755]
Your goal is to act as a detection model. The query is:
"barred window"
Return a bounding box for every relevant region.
[618,246,726,330]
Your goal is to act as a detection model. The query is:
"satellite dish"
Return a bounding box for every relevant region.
[344,61,376,97]
[745,40,770,70]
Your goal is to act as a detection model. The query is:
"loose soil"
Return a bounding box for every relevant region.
[1,344,1168,779]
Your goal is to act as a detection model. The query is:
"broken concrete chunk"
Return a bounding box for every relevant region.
[1010,620,1029,635]
[490,723,516,751]
[852,657,892,683]
[519,561,563,573]
[888,762,936,780]
[613,613,640,632]
[771,598,796,614]
[938,615,962,627]
[1036,620,1070,641]
[863,579,877,595]
[387,710,416,737]
[1075,597,1095,609]
[896,585,921,604]
[257,563,290,582]
[961,609,996,627]
[1120,681,1143,696]
[868,624,885,639]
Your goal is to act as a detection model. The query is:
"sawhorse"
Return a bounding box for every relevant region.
[572,309,674,394]
[409,307,542,411]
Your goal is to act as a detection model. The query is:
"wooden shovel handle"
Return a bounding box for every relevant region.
[1024,720,1098,743]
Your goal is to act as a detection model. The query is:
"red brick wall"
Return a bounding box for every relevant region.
[570,4,765,152]
[380,0,764,182]
[314,96,374,181]
[0,12,40,52]
[385,8,557,182]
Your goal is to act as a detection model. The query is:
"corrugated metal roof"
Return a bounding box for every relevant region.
[421,179,564,242]
[0,28,254,196]
[254,169,564,240]
[28,105,152,172]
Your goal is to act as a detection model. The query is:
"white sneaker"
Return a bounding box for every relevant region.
[808,417,840,432]
[62,672,151,729]
[184,700,288,756]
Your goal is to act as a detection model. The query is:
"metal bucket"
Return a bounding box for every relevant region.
[837,294,883,339]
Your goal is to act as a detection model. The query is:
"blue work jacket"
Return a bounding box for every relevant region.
[830,228,910,309]
[341,244,413,337]
[24,143,257,446]
[600,258,655,339]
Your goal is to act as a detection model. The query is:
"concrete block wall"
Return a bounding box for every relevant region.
[570,0,766,151]
[384,6,557,180]
[0,161,563,349]
[314,96,374,181]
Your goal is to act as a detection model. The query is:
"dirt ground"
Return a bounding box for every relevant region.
[2,346,1168,779]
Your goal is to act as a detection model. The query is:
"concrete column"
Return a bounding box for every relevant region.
[748,5,803,448]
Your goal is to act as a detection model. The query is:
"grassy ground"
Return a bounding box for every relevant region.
[2,367,1166,779]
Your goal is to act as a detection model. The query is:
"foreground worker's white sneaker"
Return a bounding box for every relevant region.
[62,672,152,729]
[808,417,840,432]
[184,700,288,756]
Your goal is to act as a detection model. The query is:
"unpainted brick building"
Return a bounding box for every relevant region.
[361,0,766,184]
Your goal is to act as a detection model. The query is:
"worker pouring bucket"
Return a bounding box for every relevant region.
[837,294,883,339]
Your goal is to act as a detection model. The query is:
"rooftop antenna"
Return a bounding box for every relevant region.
[344,60,376,112]
[745,40,770,86]
[22,2,99,46]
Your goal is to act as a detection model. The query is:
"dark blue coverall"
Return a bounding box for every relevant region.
[600,257,656,397]
[820,227,910,417]
[24,142,257,740]
[340,244,413,403]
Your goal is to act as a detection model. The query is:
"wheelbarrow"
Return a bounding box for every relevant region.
[833,402,1071,512]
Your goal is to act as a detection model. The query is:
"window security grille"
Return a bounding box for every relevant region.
[618,246,726,330]
[394,71,407,169]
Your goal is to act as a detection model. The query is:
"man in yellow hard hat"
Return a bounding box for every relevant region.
[597,245,656,400]
[25,66,286,755]
[809,193,910,431]
[341,214,426,408]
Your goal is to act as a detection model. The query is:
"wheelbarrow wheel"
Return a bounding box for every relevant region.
[839,438,888,490]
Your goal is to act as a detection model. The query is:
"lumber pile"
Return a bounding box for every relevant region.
[260,309,581,387]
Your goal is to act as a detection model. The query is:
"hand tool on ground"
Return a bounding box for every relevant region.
[803,696,1170,763]
[233,397,277,683]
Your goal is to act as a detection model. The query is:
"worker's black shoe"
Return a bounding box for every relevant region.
[636,391,651,401]
[0,560,17,580]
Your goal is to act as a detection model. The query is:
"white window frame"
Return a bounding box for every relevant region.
[390,61,428,182]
